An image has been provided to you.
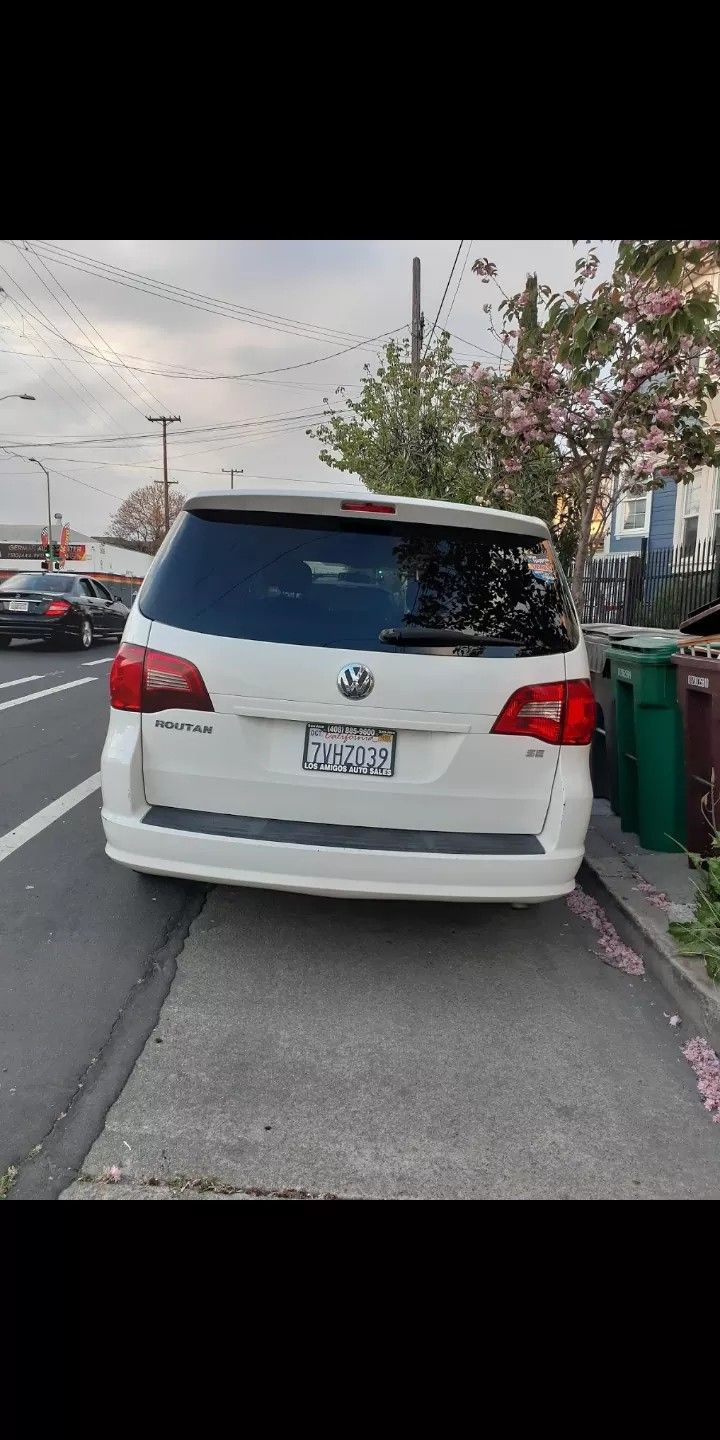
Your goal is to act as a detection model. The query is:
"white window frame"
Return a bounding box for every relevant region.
[672,466,717,551]
[614,486,653,540]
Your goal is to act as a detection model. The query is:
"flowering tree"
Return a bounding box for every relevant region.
[465,240,720,598]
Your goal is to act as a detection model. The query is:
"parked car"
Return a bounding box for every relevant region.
[0,572,129,650]
[101,489,594,903]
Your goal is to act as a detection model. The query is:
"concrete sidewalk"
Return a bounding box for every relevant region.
[583,799,720,1050]
[61,882,720,1201]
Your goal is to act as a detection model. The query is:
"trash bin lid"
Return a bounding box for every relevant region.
[608,635,679,664]
[679,595,720,636]
[585,625,681,672]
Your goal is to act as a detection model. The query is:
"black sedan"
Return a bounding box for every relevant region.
[0,572,130,651]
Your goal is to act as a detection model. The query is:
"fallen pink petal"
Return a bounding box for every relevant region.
[566,885,645,975]
[633,880,672,912]
[99,1165,122,1183]
[682,1037,720,1121]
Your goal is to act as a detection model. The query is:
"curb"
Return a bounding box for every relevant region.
[580,854,720,1052]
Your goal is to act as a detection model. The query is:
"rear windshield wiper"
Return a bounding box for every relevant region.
[379,626,524,648]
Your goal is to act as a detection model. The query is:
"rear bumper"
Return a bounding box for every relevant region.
[0,617,74,642]
[102,808,585,900]
[101,713,592,902]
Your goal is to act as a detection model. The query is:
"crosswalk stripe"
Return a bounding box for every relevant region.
[0,676,97,712]
[0,673,48,691]
[0,772,102,864]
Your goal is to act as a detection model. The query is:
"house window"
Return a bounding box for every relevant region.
[624,496,647,531]
[682,476,702,553]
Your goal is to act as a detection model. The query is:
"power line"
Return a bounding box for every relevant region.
[443,240,473,328]
[26,241,374,348]
[0,280,124,430]
[19,240,172,417]
[3,254,151,426]
[423,241,464,357]
[3,405,329,450]
[0,341,363,394]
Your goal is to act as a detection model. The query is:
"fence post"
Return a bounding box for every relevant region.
[622,539,646,623]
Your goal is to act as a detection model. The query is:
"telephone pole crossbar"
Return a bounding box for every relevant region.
[147,415,181,536]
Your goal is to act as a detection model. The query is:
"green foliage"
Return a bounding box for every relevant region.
[309,330,570,553]
[309,333,487,505]
[669,833,720,984]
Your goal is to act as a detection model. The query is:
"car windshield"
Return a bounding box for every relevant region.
[140,509,578,657]
[0,573,76,593]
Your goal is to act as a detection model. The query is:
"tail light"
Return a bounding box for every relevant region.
[45,599,71,617]
[341,500,396,514]
[492,679,595,746]
[109,643,213,714]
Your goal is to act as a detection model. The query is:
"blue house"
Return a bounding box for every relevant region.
[606,464,719,558]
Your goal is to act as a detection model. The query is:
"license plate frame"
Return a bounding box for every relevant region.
[302,723,397,778]
[8,599,29,612]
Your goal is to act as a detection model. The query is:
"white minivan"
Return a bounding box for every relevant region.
[101,488,594,902]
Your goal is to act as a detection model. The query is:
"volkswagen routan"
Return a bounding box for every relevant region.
[101,488,594,901]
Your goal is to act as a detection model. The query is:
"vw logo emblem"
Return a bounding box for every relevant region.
[337,663,374,700]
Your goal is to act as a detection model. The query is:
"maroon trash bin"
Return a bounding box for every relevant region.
[672,643,720,857]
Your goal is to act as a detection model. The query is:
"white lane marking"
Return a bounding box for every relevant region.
[0,673,48,691]
[0,676,97,712]
[81,657,114,666]
[0,772,101,864]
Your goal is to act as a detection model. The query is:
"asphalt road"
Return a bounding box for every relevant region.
[2,637,719,1200]
[0,638,203,1190]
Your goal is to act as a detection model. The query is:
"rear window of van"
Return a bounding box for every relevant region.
[139,509,578,656]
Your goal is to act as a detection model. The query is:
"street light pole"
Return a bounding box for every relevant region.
[29,457,53,564]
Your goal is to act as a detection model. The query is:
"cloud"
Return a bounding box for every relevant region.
[0,239,617,534]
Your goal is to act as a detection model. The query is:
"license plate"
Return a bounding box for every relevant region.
[8,600,29,612]
[303,723,396,777]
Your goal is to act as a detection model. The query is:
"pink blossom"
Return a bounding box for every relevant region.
[620,428,637,443]
[503,458,521,473]
[566,885,645,975]
[631,359,658,379]
[653,407,673,425]
[682,1037,720,1121]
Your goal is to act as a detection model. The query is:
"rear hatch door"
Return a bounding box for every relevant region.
[139,495,578,836]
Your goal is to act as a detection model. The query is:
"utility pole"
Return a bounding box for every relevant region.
[147,415,181,536]
[411,257,423,380]
[28,457,53,567]
[222,467,244,490]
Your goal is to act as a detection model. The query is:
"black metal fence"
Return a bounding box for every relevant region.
[580,538,719,628]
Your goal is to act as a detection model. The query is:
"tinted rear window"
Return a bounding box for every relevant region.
[140,509,578,656]
[0,573,76,594]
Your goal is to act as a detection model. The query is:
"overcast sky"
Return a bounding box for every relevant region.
[0,239,617,535]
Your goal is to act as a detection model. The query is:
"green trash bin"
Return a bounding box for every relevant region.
[608,636,685,853]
